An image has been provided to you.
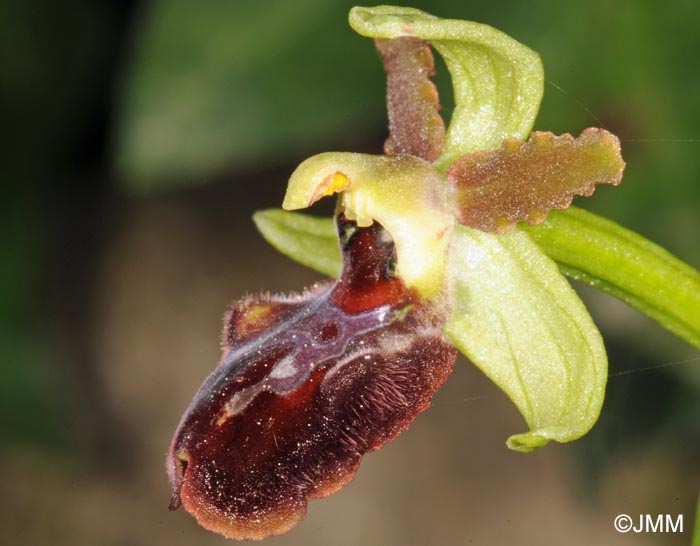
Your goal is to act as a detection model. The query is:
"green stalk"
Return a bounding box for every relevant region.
[524,207,700,350]
[693,491,700,546]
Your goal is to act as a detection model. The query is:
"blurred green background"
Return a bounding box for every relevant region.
[2,1,698,545]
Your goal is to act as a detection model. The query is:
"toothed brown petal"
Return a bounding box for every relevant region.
[376,37,445,162]
[447,128,625,233]
[167,217,456,540]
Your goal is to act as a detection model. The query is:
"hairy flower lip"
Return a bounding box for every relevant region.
[167,449,189,510]
[167,216,457,539]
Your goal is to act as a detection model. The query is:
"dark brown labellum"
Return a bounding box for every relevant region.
[167,215,456,540]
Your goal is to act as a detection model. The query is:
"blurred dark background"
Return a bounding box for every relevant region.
[1,1,699,545]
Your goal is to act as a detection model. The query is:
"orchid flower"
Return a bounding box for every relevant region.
[168,5,700,540]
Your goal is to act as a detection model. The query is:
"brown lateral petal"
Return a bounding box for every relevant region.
[376,37,445,162]
[447,128,625,233]
[167,216,456,540]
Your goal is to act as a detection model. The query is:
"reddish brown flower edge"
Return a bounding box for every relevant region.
[167,215,456,539]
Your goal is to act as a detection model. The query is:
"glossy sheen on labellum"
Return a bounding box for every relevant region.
[167,216,456,540]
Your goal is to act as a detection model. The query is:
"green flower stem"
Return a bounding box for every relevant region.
[524,207,700,350]
[693,492,700,546]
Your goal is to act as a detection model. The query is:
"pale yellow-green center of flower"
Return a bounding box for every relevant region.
[282,152,455,298]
